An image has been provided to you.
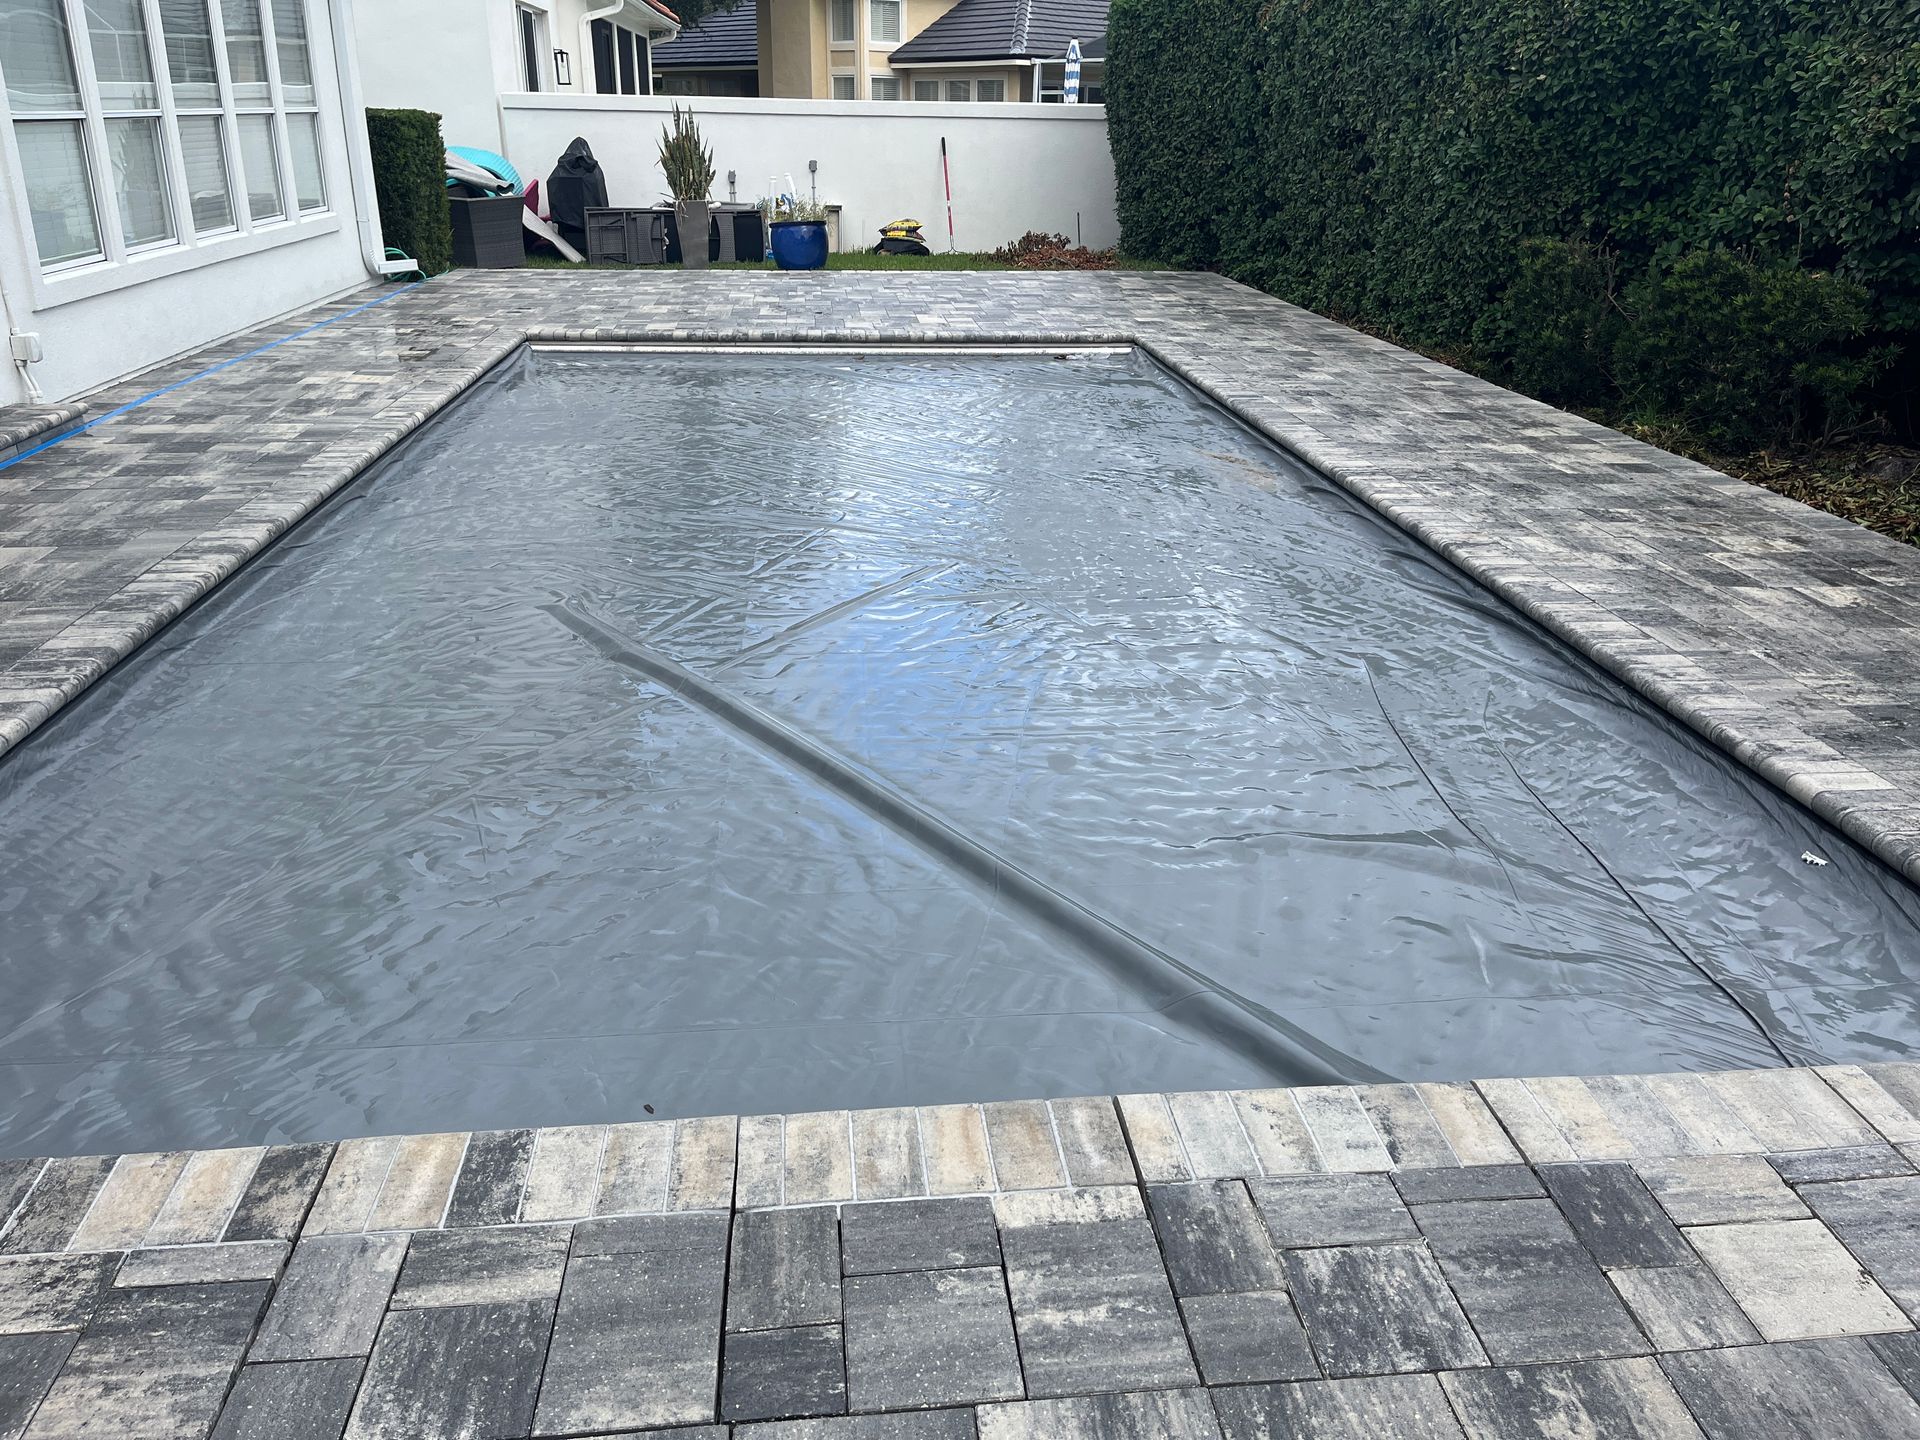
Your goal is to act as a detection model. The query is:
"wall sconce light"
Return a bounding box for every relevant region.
[553,49,572,86]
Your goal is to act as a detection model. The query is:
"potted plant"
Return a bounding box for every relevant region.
[658,105,715,270]
[762,196,830,272]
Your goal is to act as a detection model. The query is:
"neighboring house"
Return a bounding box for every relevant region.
[653,0,759,96]
[354,0,682,153]
[669,0,1105,102]
[0,0,403,406]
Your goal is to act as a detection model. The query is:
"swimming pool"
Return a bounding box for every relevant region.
[2,348,1916,1155]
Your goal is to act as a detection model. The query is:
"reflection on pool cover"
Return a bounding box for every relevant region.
[2,351,1916,1155]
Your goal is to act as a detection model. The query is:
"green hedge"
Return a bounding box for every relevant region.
[366,107,451,276]
[1107,0,1920,447]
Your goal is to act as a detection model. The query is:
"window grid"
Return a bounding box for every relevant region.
[868,0,900,44]
[0,0,332,273]
[3,0,105,267]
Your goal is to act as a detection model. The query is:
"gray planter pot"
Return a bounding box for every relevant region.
[675,200,711,270]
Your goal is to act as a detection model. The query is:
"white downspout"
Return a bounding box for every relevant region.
[329,0,426,277]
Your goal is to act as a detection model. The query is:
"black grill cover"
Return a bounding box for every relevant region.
[546,138,608,251]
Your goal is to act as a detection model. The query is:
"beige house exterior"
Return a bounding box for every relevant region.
[756,0,1031,101]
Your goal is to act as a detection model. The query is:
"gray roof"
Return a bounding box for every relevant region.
[888,0,1107,64]
[653,0,758,68]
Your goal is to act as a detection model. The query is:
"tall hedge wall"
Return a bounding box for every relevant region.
[1108,0,1920,445]
[366,107,452,277]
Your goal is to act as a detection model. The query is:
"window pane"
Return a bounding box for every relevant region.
[106,116,174,245]
[158,0,221,107]
[976,77,1004,102]
[270,0,314,105]
[225,0,271,105]
[946,79,969,102]
[238,112,283,218]
[1,0,84,112]
[15,119,101,263]
[869,0,899,44]
[85,0,159,110]
[830,74,853,100]
[617,28,635,95]
[871,76,898,100]
[178,113,234,231]
[913,79,937,101]
[288,109,323,209]
[829,0,853,44]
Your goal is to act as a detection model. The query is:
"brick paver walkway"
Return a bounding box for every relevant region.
[1,1065,1919,1436]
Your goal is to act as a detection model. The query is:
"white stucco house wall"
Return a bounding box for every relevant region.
[354,0,682,155]
[0,0,407,407]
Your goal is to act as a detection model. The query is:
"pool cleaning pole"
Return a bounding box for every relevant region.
[941,138,956,251]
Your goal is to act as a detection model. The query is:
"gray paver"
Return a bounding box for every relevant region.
[1869,1330,1920,1401]
[1636,1155,1810,1226]
[210,1359,364,1440]
[1606,1265,1761,1352]
[389,1223,569,1308]
[533,1211,728,1435]
[222,1143,334,1242]
[443,1129,535,1228]
[0,1333,74,1437]
[995,1187,1195,1397]
[0,1158,112,1257]
[842,1267,1021,1411]
[739,1412,975,1438]
[1771,1146,1917,1186]
[1146,1181,1288,1296]
[1179,1290,1319,1384]
[115,1240,287,1287]
[344,1299,551,1440]
[1538,1162,1694,1267]
[250,1234,409,1362]
[730,1206,842,1331]
[840,1198,999,1276]
[1440,1357,1705,1438]
[0,1255,116,1336]
[722,1324,848,1422]
[1251,1173,1418,1249]
[1414,1198,1646,1364]
[23,1281,268,1440]
[1391,1165,1543,1206]
[1211,1374,1468,1440]
[1660,1338,1920,1438]
[1285,1243,1487,1377]
[1684,1219,1911,1341]
[1800,1177,1920,1319]
[977,1389,1223,1439]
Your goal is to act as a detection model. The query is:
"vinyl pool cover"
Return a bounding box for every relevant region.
[4,350,1918,1155]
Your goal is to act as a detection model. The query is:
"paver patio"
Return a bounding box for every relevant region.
[2,272,1919,1433]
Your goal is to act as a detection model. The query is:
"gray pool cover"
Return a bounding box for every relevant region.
[3,351,1917,1156]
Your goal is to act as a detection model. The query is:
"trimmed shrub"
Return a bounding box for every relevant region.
[1475,241,1620,415]
[366,107,451,276]
[1107,0,1919,443]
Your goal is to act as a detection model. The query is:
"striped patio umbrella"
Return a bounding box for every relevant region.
[1064,39,1082,104]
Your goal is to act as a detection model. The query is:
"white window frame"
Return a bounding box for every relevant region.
[869,73,899,100]
[516,3,547,91]
[944,77,971,102]
[866,0,900,47]
[911,77,938,102]
[829,71,854,101]
[0,0,340,309]
[974,75,1005,103]
[828,0,855,46]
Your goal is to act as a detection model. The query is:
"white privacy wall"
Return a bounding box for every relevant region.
[501,94,1117,253]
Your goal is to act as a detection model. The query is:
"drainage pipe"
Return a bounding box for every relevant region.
[328,0,425,279]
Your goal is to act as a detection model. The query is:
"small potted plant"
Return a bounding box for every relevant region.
[659,105,715,270]
[762,196,830,271]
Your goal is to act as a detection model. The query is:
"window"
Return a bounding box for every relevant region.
[829,0,854,45]
[831,73,854,100]
[946,78,969,102]
[868,0,900,44]
[870,75,899,100]
[590,18,647,95]
[160,0,233,233]
[517,5,542,91]
[2,0,104,265]
[912,78,937,101]
[976,77,1004,102]
[1,0,332,276]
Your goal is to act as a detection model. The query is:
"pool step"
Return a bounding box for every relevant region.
[0,401,89,465]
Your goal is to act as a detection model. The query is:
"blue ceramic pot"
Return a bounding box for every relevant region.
[769,220,829,271]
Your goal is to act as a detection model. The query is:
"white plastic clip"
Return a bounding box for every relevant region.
[1801,851,1830,867]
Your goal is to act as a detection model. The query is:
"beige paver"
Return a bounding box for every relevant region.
[1415,1081,1520,1167]
[782,1110,854,1204]
[1819,1065,1920,1145]
[303,1136,400,1236]
[145,1147,263,1246]
[1232,1089,1322,1175]
[1634,1156,1809,1227]
[1291,1087,1392,1172]
[919,1104,995,1194]
[1476,1078,1576,1164]
[1699,1069,1875,1153]
[982,1100,1065,1191]
[518,1126,607,1222]
[365,1132,465,1231]
[1049,1097,1135,1187]
[1355,1084,1457,1169]
[851,1107,923,1200]
[732,1114,785,1209]
[1525,1077,1635,1160]
[1166,1091,1257,1179]
[1117,1093,1192,1183]
[1639,1073,1764,1155]
[597,1119,676,1215]
[666,1113,738,1210]
[1685,1219,1911,1341]
[67,1153,189,1252]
